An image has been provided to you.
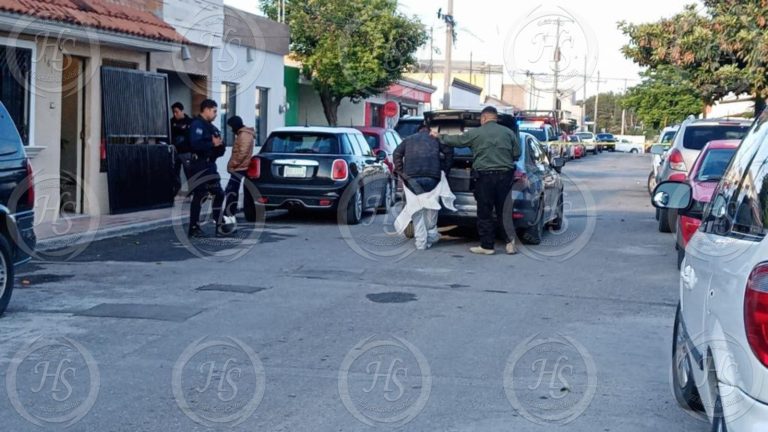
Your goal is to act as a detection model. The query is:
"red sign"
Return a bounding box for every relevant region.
[383,101,399,117]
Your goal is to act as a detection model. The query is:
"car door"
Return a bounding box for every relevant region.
[531,136,559,220]
[353,133,387,208]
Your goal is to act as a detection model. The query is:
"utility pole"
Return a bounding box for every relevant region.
[442,0,454,110]
[621,78,628,136]
[469,52,473,85]
[552,18,561,114]
[429,26,434,86]
[582,55,587,132]
[593,70,600,134]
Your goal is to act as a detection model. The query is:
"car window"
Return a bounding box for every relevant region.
[395,121,421,139]
[354,134,372,156]
[362,133,379,150]
[526,138,539,167]
[661,131,676,143]
[390,132,402,147]
[682,124,749,150]
[696,149,736,182]
[521,128,547,142]
[262,132,339,154]
[340,134,354,155]
[0,104,23,157]
[576,132,592,140]
[703,114,768,238]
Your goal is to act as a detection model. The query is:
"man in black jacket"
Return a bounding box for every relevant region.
[393,123,453,250]
[170,102,193,195]
[188,99,227,238]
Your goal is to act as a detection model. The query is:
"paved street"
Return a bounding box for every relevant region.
[1,153,706,431]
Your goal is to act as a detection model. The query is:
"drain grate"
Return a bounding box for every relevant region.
[196,284,269,294]
[75,304,203,322]
[366,292,418,304]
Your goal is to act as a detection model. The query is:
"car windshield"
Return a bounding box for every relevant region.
[262,132,340,154]
[521,128,547,142]
[576,133,592,139]
[568,136,579,142]
[395,121,421,139]
[696,148,736,182]
[660,131,676,143]
[682,124,749,150]
[362,133,379,150]
[597,134,614,140]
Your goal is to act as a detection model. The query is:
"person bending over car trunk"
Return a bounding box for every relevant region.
[393,123,454,250]
[432,106,521,255]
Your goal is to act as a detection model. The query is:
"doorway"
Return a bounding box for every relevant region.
[59,55,86,214]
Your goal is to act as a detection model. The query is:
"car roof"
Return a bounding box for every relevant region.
[686,118,752,126]
[273,126,362,135]
[354,126,390,134]
[702,139,741,150]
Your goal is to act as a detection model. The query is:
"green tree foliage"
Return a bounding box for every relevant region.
[622,66,703,130]
[619,2,766,114]
[582,92,627,134]
[260,0,428,125]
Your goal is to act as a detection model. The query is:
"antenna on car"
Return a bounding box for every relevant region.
[304,112,308,128]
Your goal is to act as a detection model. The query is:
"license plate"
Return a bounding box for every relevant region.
[284,166,307,178]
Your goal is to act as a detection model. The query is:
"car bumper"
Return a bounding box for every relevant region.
[437,191,539,230]
[719,383,768,430]
[11,210,35,265]
[252,182,348,210]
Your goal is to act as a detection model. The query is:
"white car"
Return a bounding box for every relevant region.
[616,138,644,153]
[652,112,768,432]
[576,131,598,154]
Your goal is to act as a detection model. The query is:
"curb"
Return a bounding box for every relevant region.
[36,215,185,252]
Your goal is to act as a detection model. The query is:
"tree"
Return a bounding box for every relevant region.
[618,2,764,115]
[582,92,626,134]
[622,66,703,131]
[260,0,428,125]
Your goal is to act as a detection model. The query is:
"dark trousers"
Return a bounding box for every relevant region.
[190,173,225,228]
[224,170,247,217]
[173,152,192,195]
[474,170,515,250]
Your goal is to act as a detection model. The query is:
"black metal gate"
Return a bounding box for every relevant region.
[101,67,175,214]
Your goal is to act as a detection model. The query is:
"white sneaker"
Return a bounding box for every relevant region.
[505,242,518,255]
[470,246,495,255]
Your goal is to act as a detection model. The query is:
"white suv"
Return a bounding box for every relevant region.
[652,111,768,431]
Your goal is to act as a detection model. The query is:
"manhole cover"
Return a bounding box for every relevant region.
[196,284,269,294]
[366,292,418,304]
[75,304,203,322]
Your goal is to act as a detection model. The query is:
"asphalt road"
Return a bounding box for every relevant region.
[0,153,708,431]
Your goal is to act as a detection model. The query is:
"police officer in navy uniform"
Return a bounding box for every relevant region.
[170,102,193,195]
[188,99,227,237]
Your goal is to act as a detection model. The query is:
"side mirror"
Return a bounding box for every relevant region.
[552,157,565,173]
[375,150,388,161]
[650,144,667,155]
[652,181,692,210]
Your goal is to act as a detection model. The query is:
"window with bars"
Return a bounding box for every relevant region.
[0,47,31,145]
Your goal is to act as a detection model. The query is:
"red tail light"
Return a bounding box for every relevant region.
[514,170,529,188]
[25,159,34,208]
[678,215,700,249]
[332,159,348,181]
[247,157,261,179]
[668,149,687,171]
[745,263,768,368]
[668,173,687,182]
[100,138,106,161]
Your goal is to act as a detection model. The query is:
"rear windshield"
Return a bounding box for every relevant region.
[661,131,676,143]
[682,125,749,150]
[597,134,614,140]
[568,136,579,142]
[362,133,379,150]
[576,133,592,139]
[0,105,23,156]
[262,132,339,154]
[521,128,547,142]
[697,148,736,182]
[395,121,421,139]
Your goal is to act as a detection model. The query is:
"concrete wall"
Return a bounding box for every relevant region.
[297,84,366,127]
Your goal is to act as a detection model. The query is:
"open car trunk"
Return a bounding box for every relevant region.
[424,110,518,193]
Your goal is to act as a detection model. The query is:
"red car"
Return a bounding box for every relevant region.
[675,139,739,268]
[354,127,403,173]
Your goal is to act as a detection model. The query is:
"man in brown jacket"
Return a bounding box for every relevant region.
[224,116,256,218]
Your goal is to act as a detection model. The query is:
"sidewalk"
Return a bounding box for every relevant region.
[36,201,186,251]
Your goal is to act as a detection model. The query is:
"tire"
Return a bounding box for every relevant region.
[243,186,257,222]
[631,148,639,154]
[520,203,544,245]
[671,304,705,412]
[648,171,657,196]
[377,181,394,214]
[0,235,15,317]
[344,188,363,225]
[655,207,661,221]
[658,208,673,233]
[549,193,564,230]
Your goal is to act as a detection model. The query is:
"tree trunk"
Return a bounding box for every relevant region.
[755,96,766,118]
[319,89,340,126]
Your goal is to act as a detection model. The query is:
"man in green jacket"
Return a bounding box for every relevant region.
[432,106,521,255]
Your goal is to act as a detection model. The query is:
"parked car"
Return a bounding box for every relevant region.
[424,110,565,245]
[656,117,751,233]
[244,127,393,225]
[0,102,36,316]
[648,143,672,195]
[394,116,424,139]
[651,111,768,432]
[595,133,617,152]
[520,122,569,161]
[354,126,402,173]
[616,138,644,153]
[568,135,586,159]
[576,131,599,154]
[674,140,739,268]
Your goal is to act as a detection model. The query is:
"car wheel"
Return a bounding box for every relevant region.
[243,186,258,222]
[631,148,639,154]
[671,303,705,412]
[648,171,657,196]
[0,235,15,317]
[377,181,394,214]
[549,193,564,230]
[521,203,544,245]
[344,187,363,225]
[658,209,673,233]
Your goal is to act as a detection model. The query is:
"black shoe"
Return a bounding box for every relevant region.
[188,225,205,238]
